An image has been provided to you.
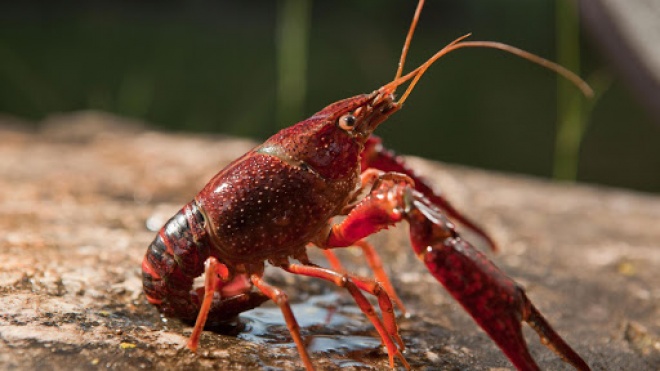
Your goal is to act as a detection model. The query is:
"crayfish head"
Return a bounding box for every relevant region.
[352,90,400,140]
[315,90,400,143]
[261,92,398,182]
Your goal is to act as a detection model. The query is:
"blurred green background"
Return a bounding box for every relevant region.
[1,0,658,192]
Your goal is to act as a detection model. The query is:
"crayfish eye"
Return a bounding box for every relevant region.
[338,114,357,131]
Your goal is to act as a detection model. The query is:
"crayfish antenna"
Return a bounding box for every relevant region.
[398,34,594,104]
[394,0,426,81]
[384,0,594,106]
[385,0,594,104]
[395,37,594,106]
[380,34,473,98]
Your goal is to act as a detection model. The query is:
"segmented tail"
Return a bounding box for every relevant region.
[142,202,211,322]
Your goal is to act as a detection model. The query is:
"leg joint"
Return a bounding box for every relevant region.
[272,290,289,306]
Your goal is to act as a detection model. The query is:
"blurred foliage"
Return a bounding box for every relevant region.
[0,0,658,192]
[554,0,584,182]
[276,0,311,130]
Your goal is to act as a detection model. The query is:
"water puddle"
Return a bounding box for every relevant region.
[238,292,382,366]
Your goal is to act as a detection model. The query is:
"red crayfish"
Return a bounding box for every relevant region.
[142,1,593,369]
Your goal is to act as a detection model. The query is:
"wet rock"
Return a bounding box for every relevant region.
[0,112,658,370]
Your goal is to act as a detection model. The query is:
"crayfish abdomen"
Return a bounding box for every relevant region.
[142,199,275,325]
[142,202,213,322]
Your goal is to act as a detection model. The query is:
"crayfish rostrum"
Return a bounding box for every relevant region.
[142,1,592,369]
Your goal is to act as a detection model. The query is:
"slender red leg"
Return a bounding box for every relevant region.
[361,136,498,251]
[321,243,406,314]
[322,177,590,371]
[280,263,409,370]
[250,274,315,371]
[321,249,343,272]
[354,240,407,314]
[345,270,406,351]
[184,257,269,352]
[187,257,221,352]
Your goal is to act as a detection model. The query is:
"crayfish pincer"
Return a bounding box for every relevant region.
[142,0,592,369]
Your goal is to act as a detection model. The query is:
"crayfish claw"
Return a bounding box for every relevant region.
[406,192,590,370]
[322,178,588,370]
[360,136,498,251]
[523,294,591,371]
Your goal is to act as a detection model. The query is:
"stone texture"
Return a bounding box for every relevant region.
[1,112,658,370]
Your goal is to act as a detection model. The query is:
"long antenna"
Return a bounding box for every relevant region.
[395,38,594,105]
[382,0,593,108]
[394,0,425,81]
[381,34,471,96]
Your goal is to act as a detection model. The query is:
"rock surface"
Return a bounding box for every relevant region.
[1,112,659,370]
